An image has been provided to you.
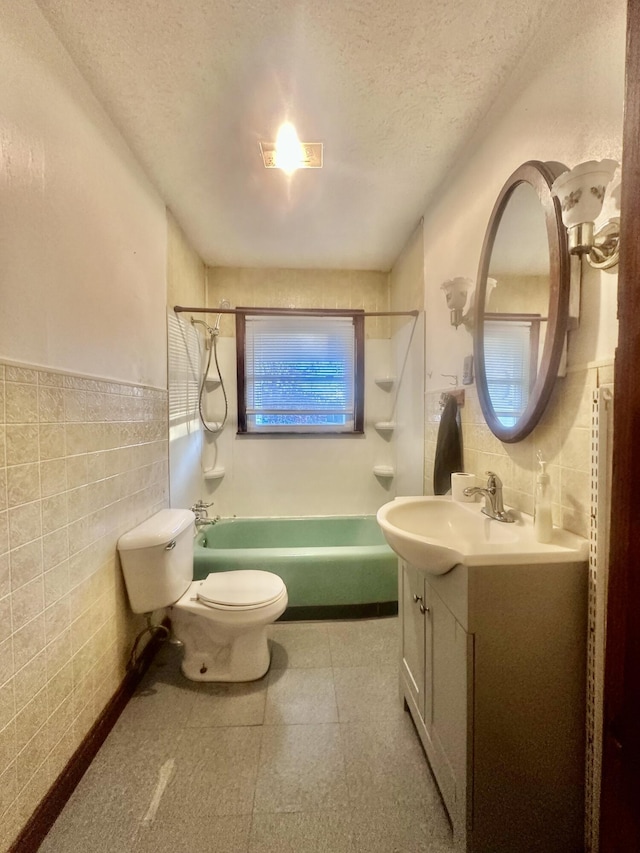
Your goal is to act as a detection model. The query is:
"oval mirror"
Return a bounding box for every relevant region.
[474,161,570,443]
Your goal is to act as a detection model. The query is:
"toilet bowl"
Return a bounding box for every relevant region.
[117,510,288,683]
[171,570,287,681]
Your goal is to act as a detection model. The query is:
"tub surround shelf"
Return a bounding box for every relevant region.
[204,377,221,388]
[373,465,395,478]
[374,421,397,433]
[203,467,225,480]
[374,377,396,390]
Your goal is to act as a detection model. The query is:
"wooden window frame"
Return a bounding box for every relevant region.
[236,307,365,436]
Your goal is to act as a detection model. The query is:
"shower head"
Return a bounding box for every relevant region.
[191,317,215,337]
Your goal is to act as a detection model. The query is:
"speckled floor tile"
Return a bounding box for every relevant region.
[264,666,338,725]
[134,812,252,853]
[253,723,348,813]
[39,726,184,853]
[328,617,399,667]
[160,726,263,817]
[249,810,356,853]
[115,643,199,731]
[38,618,433,853]
[187,679,267,727]
[341,716,440,810]
[351,804,455,852]
[268,621,331,668]
[333,665,404,722]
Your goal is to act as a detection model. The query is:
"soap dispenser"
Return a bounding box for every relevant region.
[534,451,553,543]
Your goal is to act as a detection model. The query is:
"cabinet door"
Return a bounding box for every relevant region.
[400,562,427,723]
[429,584,472,838]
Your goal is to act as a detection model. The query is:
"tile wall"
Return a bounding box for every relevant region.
[207,267,391,339]
[425,363,614,539]
[0,362,168,850]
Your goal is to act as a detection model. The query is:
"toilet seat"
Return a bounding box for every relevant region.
[197,570,286,611]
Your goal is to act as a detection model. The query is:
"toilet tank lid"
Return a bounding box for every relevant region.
[117,509,195,551]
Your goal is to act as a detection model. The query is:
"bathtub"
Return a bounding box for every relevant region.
[193,516,398,620]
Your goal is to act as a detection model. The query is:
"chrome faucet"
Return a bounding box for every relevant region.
[190,500,218,527]
[464,472,515,523]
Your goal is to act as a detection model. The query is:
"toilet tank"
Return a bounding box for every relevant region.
[117,509,195,613]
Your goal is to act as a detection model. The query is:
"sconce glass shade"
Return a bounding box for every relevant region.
[441,277,471,311]
[441,277,474,328]
[550,159,618,228]
[551,159,620,268]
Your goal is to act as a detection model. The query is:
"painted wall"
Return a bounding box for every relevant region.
[0,3,170,847]
[0,4,167,387]
[201,268,396,517]
[411,0,625,536]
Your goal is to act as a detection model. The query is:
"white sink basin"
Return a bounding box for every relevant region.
[376,496,588,574]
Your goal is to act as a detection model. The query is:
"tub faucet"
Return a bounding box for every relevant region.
[191,500,217,527]
[464,472,515,523]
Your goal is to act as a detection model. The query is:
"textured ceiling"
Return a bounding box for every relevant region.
[36,0,554,270]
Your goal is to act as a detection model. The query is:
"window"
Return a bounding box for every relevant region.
[236,309,364,434]
[484,316,541,428]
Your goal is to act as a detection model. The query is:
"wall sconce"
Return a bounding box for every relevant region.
[441,276,497,329]
[551,159,620,269]
[441,277,475,329]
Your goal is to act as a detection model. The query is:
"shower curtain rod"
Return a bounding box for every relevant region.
[173,306,420,319]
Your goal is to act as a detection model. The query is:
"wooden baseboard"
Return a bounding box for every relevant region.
[9,625,166,853]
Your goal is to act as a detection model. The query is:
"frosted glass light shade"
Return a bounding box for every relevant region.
[441,277,472,311]
[551,159,618,228]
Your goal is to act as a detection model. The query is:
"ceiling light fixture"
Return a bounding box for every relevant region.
[275,122,303,174]
[259,122,323,173]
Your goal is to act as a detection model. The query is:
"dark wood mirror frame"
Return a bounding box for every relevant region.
[474,160,571,443]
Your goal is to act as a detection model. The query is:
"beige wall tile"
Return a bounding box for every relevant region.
[0,761,18,819]
[0,554,8,598]
[0,719,17,779]
[6,426,39,467]
[207,266,391,340]
[0,358,169,844]
[10,540,43,590]
[6,368,37,385]
[38,387,65,424]
[40,459,67,498]
[38,423,66,466]
[5,385,38,424]
[0,595,11,645]
[47,662,73,714]
[16,720,51,800]
[7,513,39,568]
[13,651,47,715]
[11,578,44,633]
[45,630,72,680]
[12,615,45,672]
[6,464,41,509]
[0,637,15,687]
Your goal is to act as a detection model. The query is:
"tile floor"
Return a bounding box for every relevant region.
[39,618,454,852]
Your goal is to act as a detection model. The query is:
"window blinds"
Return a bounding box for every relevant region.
[168,313,201,426]
[484,320,532,427]
[244,315,356,431]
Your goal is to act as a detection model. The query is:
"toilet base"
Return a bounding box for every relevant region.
[171,609,272,682]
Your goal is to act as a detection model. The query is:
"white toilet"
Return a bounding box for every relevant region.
[117,509,288,682]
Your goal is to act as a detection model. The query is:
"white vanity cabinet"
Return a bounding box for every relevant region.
[399,557,587,853]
